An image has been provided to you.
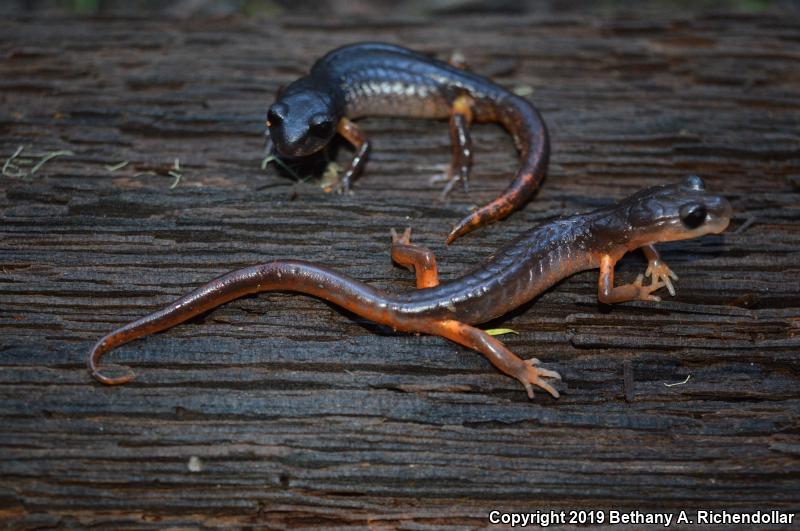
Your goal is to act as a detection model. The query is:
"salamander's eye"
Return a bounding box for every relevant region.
[680,203,707,229]
[684,175,705,190]
[308,114,333,138]
[267,103,287,127]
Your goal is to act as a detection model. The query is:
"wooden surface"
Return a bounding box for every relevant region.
[1,10,799,529]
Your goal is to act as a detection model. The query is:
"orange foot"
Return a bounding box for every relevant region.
[514,358,561,399]
[645,258,679,296]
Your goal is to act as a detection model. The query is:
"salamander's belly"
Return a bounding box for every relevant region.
[343,79,452,119]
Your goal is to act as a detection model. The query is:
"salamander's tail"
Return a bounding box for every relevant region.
[88,260,389,385]
[446,95,549,244]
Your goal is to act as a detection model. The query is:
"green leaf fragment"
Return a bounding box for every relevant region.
[168,171,182,189]
[261,154,301,179]
[2,146,25,177]
[105,160,129,172]
[484,328,519,336]
[30,150,74,175]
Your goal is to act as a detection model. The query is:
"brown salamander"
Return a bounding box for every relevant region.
[264,42,549,244]
[88,176,731,398]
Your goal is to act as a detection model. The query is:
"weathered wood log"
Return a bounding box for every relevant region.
[1,10,799,528]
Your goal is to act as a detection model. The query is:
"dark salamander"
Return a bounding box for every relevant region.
[265,42,550,244]
[88,177,731,398]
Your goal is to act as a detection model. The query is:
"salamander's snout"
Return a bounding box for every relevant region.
[697,193,732,235]
[266,94,337,158]
[675,175,732,235]
[625,176,733,246]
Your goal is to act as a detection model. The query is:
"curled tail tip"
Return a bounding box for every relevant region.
[89,365,136,386]
[88,341,136,385]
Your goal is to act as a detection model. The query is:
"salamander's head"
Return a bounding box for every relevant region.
[621,176,732,248]
[266,88,338,158]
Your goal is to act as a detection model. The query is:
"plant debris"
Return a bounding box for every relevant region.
[513,85,535,96]
[105,160,129,172]
[485,328,519,336]
[320,161,341,192]
[664,374,691,387]
[734,216,756,235]
[261,153,301,180]
[2,146,74,178]
[30,150,74,175]
[2,146,25,177]
[168,158,182,189]
[187,456,203,473]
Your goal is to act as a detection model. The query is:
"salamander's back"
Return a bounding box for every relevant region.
[313,42,510,119]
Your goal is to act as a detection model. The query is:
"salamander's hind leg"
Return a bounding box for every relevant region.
[390,227,439,288]
[432,95,474,199]
[428,319,561,399]
[335,117,371,194]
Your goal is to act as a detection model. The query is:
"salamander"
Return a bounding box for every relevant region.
[88,176,731,398]
[264,42,549,244]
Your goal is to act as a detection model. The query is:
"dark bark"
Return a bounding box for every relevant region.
[1,11,799,529]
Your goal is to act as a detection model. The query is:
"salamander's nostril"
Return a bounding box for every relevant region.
[267,102,288,127]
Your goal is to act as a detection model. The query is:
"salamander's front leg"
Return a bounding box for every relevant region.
[642,244,679,296]
[429,320,561,399]
[335,117,371,194]
[597,254,666,304]
[390,228,439,288]
[434,95,474,199]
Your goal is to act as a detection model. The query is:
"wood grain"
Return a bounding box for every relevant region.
[1,11,799,529]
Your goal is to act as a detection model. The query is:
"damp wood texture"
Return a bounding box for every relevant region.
[1,10,799,529]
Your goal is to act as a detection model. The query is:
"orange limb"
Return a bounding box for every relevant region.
[428,319,561,398]
[335,117,370,193]
[390,228,439,288]
[445,110,549,244]
[597,254,665,304]
[434,95,474,198]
